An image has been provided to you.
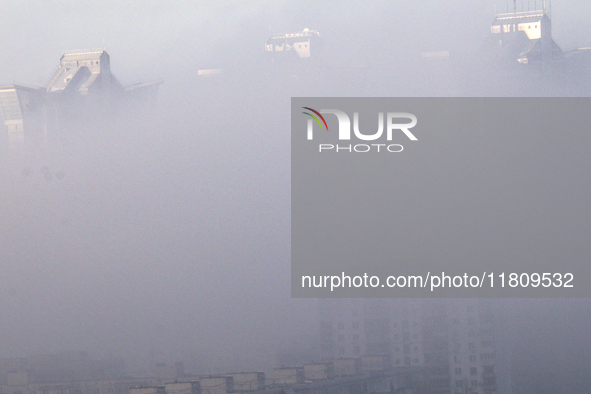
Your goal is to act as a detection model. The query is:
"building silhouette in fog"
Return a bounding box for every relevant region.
[265,29,324,62]
[318,299,511,394]
[0,49,161,147]
[438,2,591,96]
[484,6,563,64]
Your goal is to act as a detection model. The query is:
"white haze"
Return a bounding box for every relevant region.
[0,0,590,384]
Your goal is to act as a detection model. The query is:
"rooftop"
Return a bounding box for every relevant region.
[268,28,321,41]
[492,10,546,25]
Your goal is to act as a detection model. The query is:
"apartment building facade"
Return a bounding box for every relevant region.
[318,299,511,394]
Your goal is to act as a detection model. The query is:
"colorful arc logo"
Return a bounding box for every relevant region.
[302,107,328,131]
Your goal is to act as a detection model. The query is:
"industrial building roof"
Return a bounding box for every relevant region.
[45,50,119,94]
[268,28,321,41]
[492,11,545,25]
[61,51,104,61]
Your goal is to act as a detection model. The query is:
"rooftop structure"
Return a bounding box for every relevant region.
[47,50,112,94]
[486,6,562,63]
[265,29,323,60]
[0,49,162,147]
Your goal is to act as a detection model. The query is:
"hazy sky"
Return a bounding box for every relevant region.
[1,1,591,85]
[1,0,591,379]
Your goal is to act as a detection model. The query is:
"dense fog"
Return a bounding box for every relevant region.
[1,1,590,390]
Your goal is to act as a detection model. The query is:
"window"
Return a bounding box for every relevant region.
[483,366,494,374]
[469,342,476,351]
[456,380,464,388]
[469,355,477,363]
[455,367,462,375]
[470,380,478,387]
[404,357,411,366]
[481,340,493,347]
[353,345,360,355]
[470,367,477,376]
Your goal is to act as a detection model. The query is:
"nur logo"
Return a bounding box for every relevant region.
[302,107,418,153]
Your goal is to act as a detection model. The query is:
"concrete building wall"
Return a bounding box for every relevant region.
[130,387,161,394]
[231,373,264,392]
[303,363,333,382]
[318,299,365,359]
[163,381,199,394]
[272,368,304,386]
[198,377,232,394]
[333,358,361,378]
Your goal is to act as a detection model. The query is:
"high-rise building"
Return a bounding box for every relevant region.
[318,299,511,394]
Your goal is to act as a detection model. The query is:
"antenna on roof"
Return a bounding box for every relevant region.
[513,0,516,15]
